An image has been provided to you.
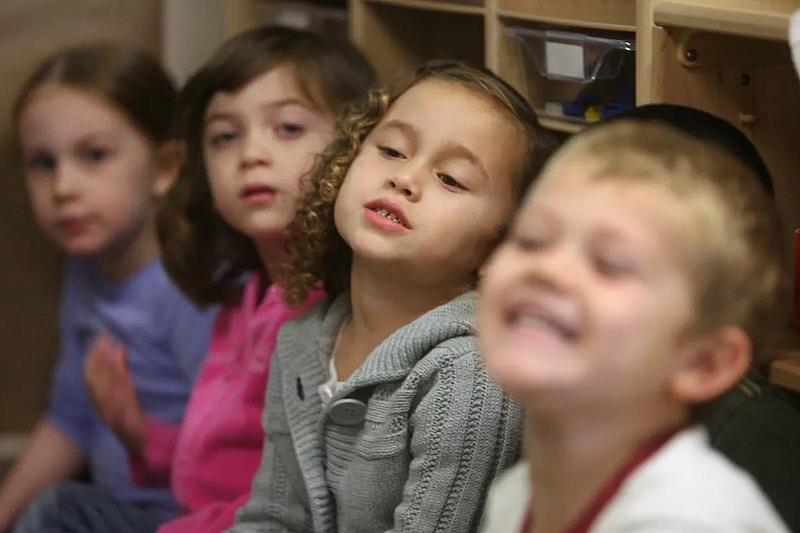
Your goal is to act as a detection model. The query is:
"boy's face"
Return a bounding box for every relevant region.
[479,160,700,412]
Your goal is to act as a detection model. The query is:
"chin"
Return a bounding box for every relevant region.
[59,239,105,257]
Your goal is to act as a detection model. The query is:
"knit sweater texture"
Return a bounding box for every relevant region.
[231,291,522,533]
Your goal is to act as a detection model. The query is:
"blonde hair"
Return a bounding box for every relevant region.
[281,61,558,307]
[538,121,784,364]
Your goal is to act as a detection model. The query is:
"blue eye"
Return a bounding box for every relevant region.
[27,152,56,172]
[378,145,405,159]
[209,131,237,148]
[276,123,305,138]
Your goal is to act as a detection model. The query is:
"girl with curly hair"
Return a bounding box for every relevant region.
[232,61,557,533]
[78,27,375,533]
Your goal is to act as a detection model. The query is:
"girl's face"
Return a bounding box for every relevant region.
[203,65,334,248]
[19,85,162,269]
[479,161,698,413]
[333,78,520,291]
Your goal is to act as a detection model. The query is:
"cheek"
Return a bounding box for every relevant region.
[332,186,351,236]
[593,288,678,363]
[26,186,54,225]
[204,150,233,185]
[285,135,332,175]
[445,206,506,266]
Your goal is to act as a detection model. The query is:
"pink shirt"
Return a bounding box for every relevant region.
[130,275,323,533]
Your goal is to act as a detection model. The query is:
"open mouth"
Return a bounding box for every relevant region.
[504,300,581,344]
[364,199,411,230]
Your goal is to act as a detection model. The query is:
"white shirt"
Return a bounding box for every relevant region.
[482,426,788,532]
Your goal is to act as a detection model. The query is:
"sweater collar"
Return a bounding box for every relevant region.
[333,290,477,393]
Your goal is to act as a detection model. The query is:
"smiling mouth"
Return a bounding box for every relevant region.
[504,301,581,344]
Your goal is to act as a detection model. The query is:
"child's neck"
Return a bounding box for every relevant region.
[334,256,468,381]
[256,237,288,281]
[524,405,685,533]
[94,219,159,281]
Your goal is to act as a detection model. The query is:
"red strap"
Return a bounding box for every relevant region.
[520,429,678,533]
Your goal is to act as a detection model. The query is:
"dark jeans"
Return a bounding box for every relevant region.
[14,481,165,533]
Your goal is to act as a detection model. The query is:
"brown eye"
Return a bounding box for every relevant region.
[437,173,465,191]
[84,147,110,163]
[378,145,404,159]
[276,123,305,138]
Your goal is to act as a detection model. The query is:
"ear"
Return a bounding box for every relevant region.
[668,326,752,404]
[151,140,185,199]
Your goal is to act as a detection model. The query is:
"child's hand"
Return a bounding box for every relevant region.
[84,333,146,455]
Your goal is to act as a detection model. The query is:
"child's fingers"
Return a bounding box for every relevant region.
[88,331,113,358]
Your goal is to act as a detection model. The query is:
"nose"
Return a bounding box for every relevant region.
[241,131,273,169]
[525,242,580,295]
[52,162,80,202]
[387,163,422,201]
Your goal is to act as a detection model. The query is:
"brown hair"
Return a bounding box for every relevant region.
[157,26,376,306]
[13,42,176,146]
[539,121,784,365]
[283,60,559,307]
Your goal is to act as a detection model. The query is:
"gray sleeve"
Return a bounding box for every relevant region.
[391,349,523,533]
[228,355,313,533]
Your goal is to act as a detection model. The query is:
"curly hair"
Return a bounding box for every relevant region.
[282,60,558,307]
[157,26,376,306]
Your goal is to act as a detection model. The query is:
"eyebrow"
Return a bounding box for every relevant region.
[205,98,319,125]
[440,143,487,179]
[77,131,120,144]
[380,119,488,175]
[379,119,418,139]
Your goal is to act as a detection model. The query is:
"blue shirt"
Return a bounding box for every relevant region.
[46,256,217,518]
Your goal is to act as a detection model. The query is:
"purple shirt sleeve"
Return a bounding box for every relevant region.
[45,260,96,452]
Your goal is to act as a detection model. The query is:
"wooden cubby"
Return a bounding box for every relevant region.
[351,0,485,88]
[349,0,800,390]
[351,0,639,132]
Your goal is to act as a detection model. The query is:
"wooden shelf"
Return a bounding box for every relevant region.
[497,0,636,30]
[498,10,636,33]
[537,114,588,134]
[771,352,800,393]
[364,0,485,16]
[653,1,793,42]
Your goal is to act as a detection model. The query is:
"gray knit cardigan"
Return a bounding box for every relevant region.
[230,291,522,533]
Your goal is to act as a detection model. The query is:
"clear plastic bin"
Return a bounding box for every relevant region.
[505,26,634,83]
[268,2,348,42]
[505,25,636,126]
